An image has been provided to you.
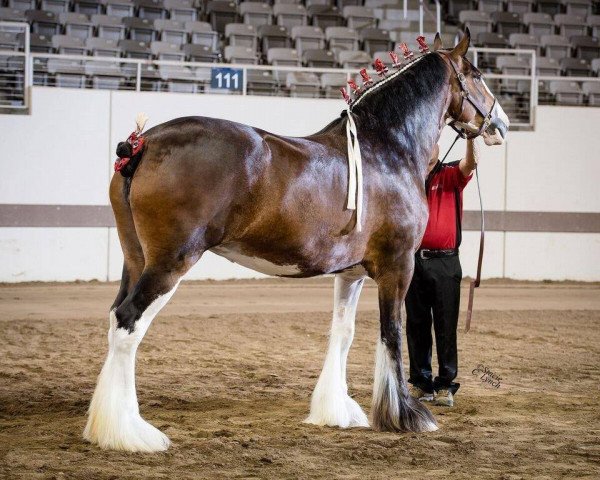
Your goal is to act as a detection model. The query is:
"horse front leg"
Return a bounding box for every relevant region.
[305,268,369,428]
[371,255,438,433]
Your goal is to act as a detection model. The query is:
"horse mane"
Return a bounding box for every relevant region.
[347,52,449,132]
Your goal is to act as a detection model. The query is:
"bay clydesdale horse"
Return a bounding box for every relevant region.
[84,31,509,452]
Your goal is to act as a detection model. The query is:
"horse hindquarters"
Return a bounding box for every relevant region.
[371,261,438,433]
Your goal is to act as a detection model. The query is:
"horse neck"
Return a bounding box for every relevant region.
[351,54,451,171]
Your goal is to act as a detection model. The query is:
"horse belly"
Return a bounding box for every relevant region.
[210,245,303,277]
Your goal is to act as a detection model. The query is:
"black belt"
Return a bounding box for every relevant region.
[417,248,458,260]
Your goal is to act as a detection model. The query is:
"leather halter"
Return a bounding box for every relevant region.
[443,53,496,140]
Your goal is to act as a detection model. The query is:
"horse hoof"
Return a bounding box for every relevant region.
[84,413,170,452]
[304,394,369,429]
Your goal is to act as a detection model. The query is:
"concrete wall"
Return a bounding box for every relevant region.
[1,87,599,282]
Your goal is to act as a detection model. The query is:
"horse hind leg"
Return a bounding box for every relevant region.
[84,262,186,452]
[305,268,369,428]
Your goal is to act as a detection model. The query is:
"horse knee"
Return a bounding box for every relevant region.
[114,300,141,334]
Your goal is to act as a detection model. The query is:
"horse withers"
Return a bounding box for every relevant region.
[83,30,509,452]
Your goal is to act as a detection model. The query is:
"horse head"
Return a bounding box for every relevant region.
[435,29,510,146]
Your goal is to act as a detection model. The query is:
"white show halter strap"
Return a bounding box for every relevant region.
[345,109,363,233]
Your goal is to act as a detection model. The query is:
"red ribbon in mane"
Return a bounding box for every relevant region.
[114,131,145,172]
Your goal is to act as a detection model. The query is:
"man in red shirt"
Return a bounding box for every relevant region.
[406,139,479,407]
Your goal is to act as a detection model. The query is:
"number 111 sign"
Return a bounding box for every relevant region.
[210,67,244,92]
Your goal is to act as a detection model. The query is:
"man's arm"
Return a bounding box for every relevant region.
[459,139,480,178]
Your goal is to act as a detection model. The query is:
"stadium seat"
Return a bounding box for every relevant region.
[27,32,54,52]
[476,32,509,48]
[273,4,308,29]
[591,58,600,75]
[105,0,135,18]
[48,58,86,88]
[582,80,600,105]
[26,10,61,36]
[302,48,336,67]
[154,19,187,44]
[541,34,571,60]
[0,7,27,21]
[360,28,392,56]
[240,2,272,27]
[224,45,259,64]
[459,11,493,37]
[119,39,152,58]
[151,40,185,60]
[570,36,600,61]
[377,19,411,32]
[536,0,562,16]
[343,6,376,29]
[555,14,587,38]
[247,70,278,96]
[536,56,561,76]
[447,0,474,19]
[123,16,156,42]
[477,0,504,13]
[308,5,344,29]
[183,43,219,62]
[160,65,197,93]
[40,0,69,14]
[164,0,196,22]
[185,21,218,50]
[563,0,592,17]
[291,26,325,54]
[258,25,291,51]
[549,80,584,104]
[7,0,35,11]
[321,71,348,98]
[134,0,167,20]
[226,23,258,50]
[325,26,359,52]
[286,71,320,98]
[587,15,600,37]
[497,55,530,91]
[267,47,301,66]
[523,12,555,36]
[52,34,87,55]
[509,33,540,54]
[73,0,102,16]
[60,12,94,40]
[92,14,126,41]
[491,12,524,36]
[506,0,535,14]
[206,1,239,34]
[86,37,121,56]
[85,60,124,89]
[560,57,591,76]
[337,49,370,69]
[0,31,21,50]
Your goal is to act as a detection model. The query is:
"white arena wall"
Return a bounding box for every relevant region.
[0,87,599,282]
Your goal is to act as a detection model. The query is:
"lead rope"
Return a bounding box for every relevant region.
[441,135,485,334]
[346,110,363,232]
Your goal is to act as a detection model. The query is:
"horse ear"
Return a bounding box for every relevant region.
[451,28,470,58]
[433,32,443,51]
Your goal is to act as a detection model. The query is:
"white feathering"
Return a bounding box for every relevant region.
[135,112,149,134]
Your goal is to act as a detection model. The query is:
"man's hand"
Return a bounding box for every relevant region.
[459,139,480,178]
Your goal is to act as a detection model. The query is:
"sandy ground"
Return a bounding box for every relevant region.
[1,279,599,480]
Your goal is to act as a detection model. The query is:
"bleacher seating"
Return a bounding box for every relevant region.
[0,0,597,106]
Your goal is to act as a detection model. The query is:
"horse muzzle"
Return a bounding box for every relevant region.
[483,102,510,146]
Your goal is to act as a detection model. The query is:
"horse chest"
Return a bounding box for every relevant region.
[210,245,303,277]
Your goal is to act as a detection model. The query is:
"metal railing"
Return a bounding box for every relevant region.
[0,21,30,110]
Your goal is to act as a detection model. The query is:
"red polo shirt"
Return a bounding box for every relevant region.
[420,162,472,250]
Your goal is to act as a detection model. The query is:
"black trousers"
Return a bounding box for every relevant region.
[405,253,462,395]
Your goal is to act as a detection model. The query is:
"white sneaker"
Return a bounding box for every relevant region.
[434,389,454,407]
[409,385,434,402]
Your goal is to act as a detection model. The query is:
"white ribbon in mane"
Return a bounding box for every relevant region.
[345,109,363,233]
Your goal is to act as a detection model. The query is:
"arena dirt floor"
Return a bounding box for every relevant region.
[1,278,599,479]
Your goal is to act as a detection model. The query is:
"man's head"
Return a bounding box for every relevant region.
[427,144,440,174]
